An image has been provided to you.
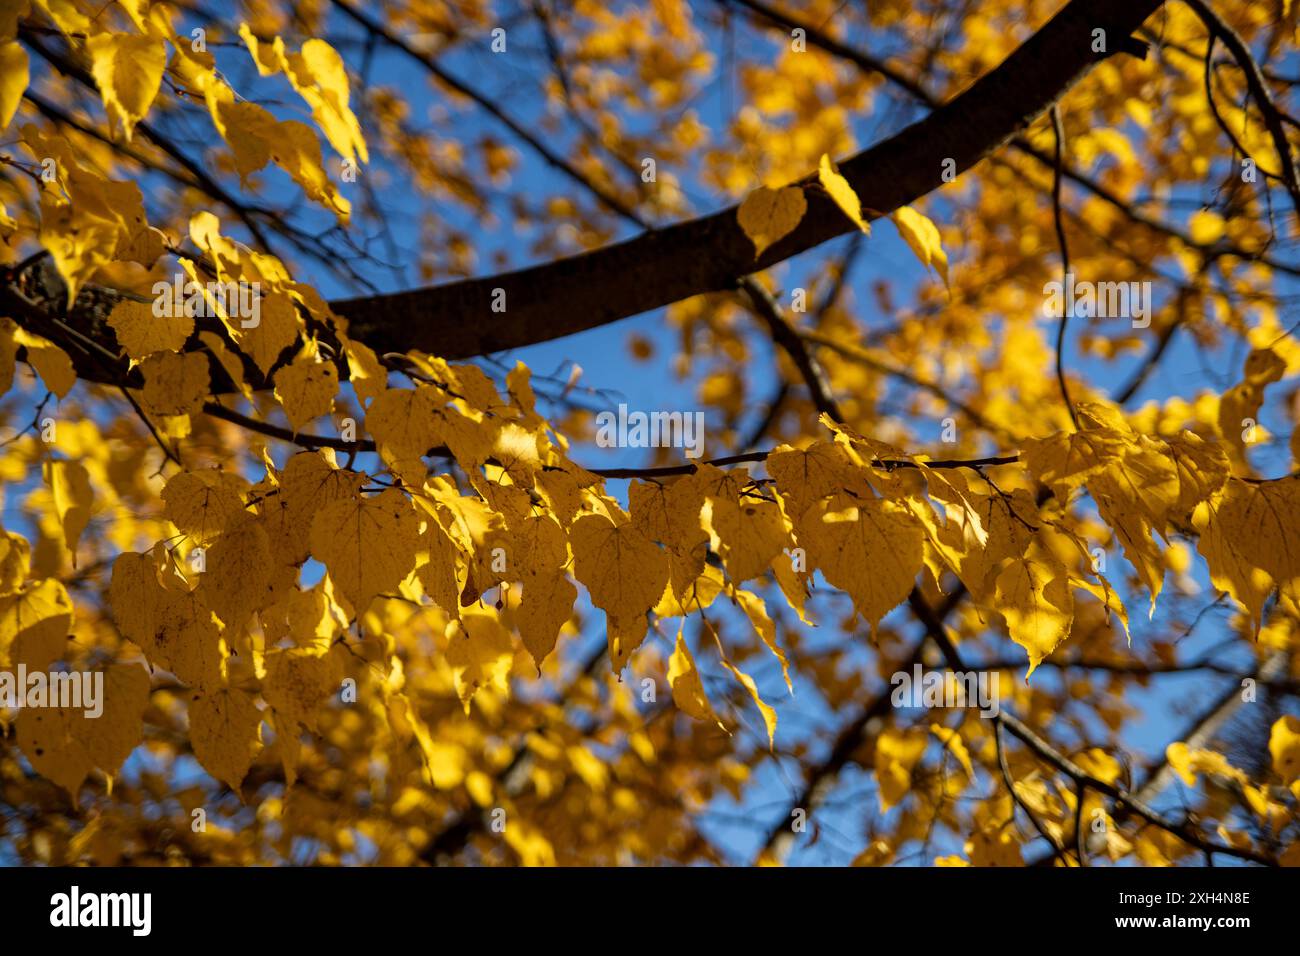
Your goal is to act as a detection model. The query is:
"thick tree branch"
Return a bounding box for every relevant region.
[6,0,1161,390]
[727,0,1300,279]
[327,0,1161,361]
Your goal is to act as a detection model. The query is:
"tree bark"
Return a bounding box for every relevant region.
[2,0,1160,387]
[330,0,1157,360]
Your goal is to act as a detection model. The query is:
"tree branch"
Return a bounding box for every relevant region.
[326,0,1163,361]
[1184,0,1300,223]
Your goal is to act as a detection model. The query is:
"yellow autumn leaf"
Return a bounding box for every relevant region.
[796,494,924,639]
[263,450,365,564]
[1089,441,1180,616]
[518,569,576,667]
[266,119,352,222]
[295,38,370,166]
[1194,477,1300,633]
[1167,742,1248,788]
[107,546,227,691]
[629,473,709,597]
[341,334,387,406]
[75,663,152,783]
[698,464,792,584]
[737,185,807,258]
[106,551,161,647]
[34,0,91,38]
[237,26,368,166]
[86,33,167,140]
[43,458,93,560]
[139,350,209,418]
[477,514,574,665]
[1187,208,1225,245]
[570,512,669,623]
[446,611,515,713]
[213,99,351,221]
[994,547,1074,676]
[502,820,557,867]
[1269,715,1300,786]
[417,518,464,619]
[151,587,226,691]
[890,205,949,286]
[309,487,420,613]
[161,468,251,546]
[189,685,263,791]
[0,524,31,595]
[13,328,76,398]
[605,610,649,674]
[668,630,722,727]
[273,342,338,431]
[0,41,28,129]
[15,662,149,802]
[732,588,792,693]
[875,727,927,810]
[721,658,776,750]
[234,290,301,376]
[200,513,277,633]
[1074,748,1124,786]
[263,645,341,732]
[818,153,869,233]
[108,297,194,361]
[366,385,444,468]
[0,577,73,671]
[198,330,253,399]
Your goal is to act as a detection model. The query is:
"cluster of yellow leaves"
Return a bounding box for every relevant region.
[1162,722,1300,852]
[736,155,948,289]
[1,0,1298,868]
[65,361,1300,801]
[100,210,355,438]
[737,153,875,257]
[21,123,165,308]
[1020,396,1300,649]
[0,506,149,800]
[3,1,364,308]
[0,7,28,132]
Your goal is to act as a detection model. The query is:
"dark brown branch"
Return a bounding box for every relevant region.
[1049,104,1080,431]
[997,715,1070,865]
[1184,0,1300,223]
[326,0,1163,361]
[10,0,1165,391]
[203,402,1021,478]
[727,0,1300,278]
[740,275,843,421]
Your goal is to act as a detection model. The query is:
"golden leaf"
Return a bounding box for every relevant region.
[737,185,807,258]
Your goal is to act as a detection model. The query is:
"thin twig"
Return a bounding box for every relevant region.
[1049,104,1079,431]
[996,716,1071,866]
